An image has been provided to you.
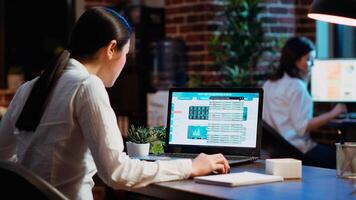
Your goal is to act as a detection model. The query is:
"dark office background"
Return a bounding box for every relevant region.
[0,0,355,126]
[3,0,75,81]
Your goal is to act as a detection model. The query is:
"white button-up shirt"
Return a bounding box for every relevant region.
[262,73,316,153]
[0,59,192,200]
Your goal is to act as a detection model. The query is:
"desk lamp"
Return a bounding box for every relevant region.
[308,0,356,27]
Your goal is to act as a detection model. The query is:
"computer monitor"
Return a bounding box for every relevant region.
[311,59,356,102]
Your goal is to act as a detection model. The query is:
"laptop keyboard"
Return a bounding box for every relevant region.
[162,153,197,159]
[163,153,250,161]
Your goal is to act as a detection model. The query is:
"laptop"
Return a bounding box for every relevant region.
[136,87,263,165]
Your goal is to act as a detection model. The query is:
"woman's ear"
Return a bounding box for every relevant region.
[106,40,118,59]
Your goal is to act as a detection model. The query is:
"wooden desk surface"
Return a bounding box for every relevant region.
[130,160,356,200]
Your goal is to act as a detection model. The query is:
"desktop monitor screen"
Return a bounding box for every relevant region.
[311,59,356,102]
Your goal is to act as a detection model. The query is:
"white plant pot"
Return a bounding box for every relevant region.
[126,142,150,157]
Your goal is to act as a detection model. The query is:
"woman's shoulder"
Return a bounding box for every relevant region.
[75,75,107,101]
[65,59,104,88]
[6,77,39,109]
[263,74,306,97]
[63,69,102,89]
[81,75,105,89]
[281,75,310,100]
[263,74,299,88]
[15,77,39,96]
[281,74,306,89]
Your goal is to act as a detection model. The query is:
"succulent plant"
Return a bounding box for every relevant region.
[127,125,152,144]
[127,125,166,154]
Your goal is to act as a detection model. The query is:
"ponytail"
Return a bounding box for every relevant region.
[16,7,132,131]
[16,50,70,131]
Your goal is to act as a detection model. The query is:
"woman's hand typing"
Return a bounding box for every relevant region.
[190,153,230,177]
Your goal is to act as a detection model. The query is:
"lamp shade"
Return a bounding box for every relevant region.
[308,0,356,27]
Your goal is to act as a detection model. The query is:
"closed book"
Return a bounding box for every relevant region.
[194,171,283,187]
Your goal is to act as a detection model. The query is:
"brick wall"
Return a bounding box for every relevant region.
[165,0,223,82]
[82,0,316,83]
[260,0,315,40]
[295,0,315,40]
[260,0,296,40]
[165,0,316,82]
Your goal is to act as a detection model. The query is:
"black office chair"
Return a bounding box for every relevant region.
[261,121,306,160]
[0,161,68,200]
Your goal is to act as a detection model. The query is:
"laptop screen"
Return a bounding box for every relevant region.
[167,90,260,148]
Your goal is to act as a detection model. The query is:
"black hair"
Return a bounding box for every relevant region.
[16,7,132,131]
[69,7,131,59]
[270,36,315,81]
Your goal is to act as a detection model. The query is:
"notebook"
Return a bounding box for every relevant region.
[136,88,263,165]
[194,171,283,187]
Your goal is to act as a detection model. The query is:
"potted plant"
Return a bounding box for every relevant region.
[149,126,166,155]
[126,125,166,157]
[209,0,276,87]
[126,125,152,157]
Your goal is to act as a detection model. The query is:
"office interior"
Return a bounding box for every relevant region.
[0,0,355,199]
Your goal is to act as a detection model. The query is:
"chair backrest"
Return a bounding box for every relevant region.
[261,121,305,160]
[0,161,69,200]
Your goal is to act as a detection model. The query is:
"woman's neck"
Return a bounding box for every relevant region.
[75,57,101,75]
[300,72,310,84]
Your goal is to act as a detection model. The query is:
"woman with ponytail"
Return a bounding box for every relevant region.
[0,7,229,199]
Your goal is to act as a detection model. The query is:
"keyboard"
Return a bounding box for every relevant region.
[134,153,257,165]
[162,153,255,161]
[336,113,347,119]
[161,153,197,159]
[335,112,356,120]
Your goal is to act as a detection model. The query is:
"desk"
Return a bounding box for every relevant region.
[127,160,356,200]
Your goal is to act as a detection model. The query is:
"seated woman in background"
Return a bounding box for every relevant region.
[263,36,347,169]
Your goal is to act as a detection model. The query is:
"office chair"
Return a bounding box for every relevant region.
[0,161,69,200]
[261,121,305,160]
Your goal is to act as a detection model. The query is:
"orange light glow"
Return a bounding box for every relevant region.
[308,13,356,27]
